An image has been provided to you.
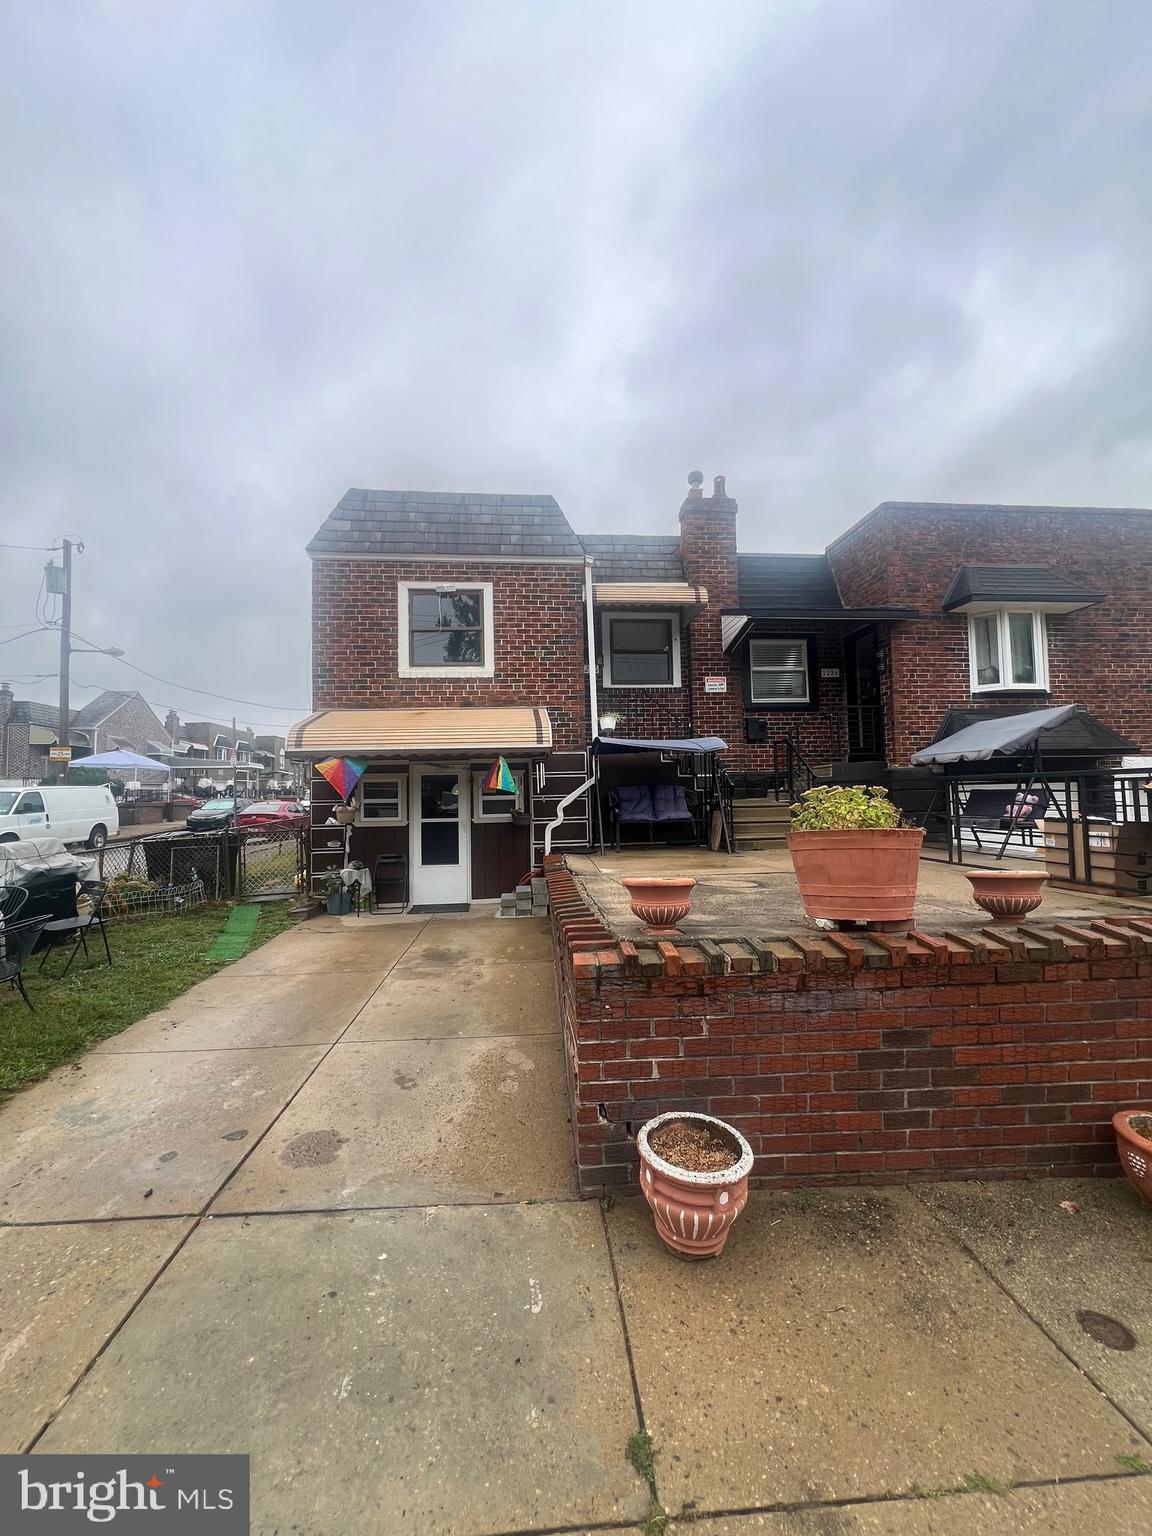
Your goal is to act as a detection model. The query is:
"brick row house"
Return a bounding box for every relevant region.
[294,477,1152,903]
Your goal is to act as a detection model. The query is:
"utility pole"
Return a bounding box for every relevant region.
[57,539,73,784]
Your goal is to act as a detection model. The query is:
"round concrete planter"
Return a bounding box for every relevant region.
[637,1111,754,1260]
[787,828,924,926]
[621,876,696,935]
[965,869,1048,921]
[1113,1111,1152,1207]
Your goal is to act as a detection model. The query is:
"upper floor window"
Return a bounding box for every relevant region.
[748,637,810,704]
[601,612,681,688]
[968,610,1048,692]
[398,581,495,678]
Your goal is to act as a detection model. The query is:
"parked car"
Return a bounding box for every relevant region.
[235,800,309,833]
[0,784,119,849]
[185,797,250,831]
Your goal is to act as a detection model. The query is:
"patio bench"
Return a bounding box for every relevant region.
[957,787,1050,848]
[608,784,697,848]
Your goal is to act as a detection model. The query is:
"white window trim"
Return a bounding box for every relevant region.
[471,767,526,821]
[398,580,495,679]
[748,636,811,705]
[967,608,1049,693]
[601,610,682,689]
[356,773,408,826]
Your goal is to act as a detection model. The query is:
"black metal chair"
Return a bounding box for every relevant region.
[371,853,408,912]
[0,885,30,922]
[1,916,49,1010]
[38,879,113,978]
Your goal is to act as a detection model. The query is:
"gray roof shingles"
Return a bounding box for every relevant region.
[737,554,845,611]
[580,534,685,581]
[308,489,587,561]
[941,564,1105,611]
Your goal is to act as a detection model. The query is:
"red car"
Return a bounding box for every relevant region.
[235,800,309,833]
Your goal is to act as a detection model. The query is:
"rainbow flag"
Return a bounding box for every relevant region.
[482,756,517,794]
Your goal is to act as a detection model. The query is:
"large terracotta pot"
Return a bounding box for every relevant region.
[1114,1111,1152,1207]
[621,876,696,934]
[965,869,1048,921]
[637,1111,754,1260]
[787,828,924,925]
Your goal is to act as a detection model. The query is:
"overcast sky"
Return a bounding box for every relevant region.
[2,1,1150,734]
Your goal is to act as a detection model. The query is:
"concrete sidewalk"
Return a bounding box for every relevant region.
[2,912,1151,1533]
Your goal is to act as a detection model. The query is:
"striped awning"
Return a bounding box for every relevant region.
[593,582,707,607]
[286,706,552,757]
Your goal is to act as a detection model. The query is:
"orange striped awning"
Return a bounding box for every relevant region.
[286,706,552,757]
[592,582,707,607]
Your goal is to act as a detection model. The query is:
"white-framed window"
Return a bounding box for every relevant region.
[748,638,810,704]
[601,611,681,688]
[398,581,495,678]
[968,610,1048,692]
[358,773,408,824]
[472,766,526,821]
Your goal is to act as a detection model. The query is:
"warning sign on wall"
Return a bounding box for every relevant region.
[704,676,728,693]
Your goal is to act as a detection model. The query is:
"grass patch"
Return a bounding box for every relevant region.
[0,902,296,1097]
[959,1471,1013,1496]
[1116,1454,1152,1475]
[642,1499,668,1535]
[626,1429,657,1486]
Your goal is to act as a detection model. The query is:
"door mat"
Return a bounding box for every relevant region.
[407,903,470,914]
[207,904,263,960]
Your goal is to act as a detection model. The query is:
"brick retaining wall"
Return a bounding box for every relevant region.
[544,857,1152,1196]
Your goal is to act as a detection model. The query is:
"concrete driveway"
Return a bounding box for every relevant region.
[2,911,1152,1534]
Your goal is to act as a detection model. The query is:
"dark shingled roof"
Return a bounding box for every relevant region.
[11,700,59,728]
[737,554,845,611]
[71,689,138,728]
[941,564,1105,612]
[932,706,1138,757]
[308,489,586,561]
[579,534,684,581]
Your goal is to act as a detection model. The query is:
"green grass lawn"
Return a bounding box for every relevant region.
[0,901,296,1097]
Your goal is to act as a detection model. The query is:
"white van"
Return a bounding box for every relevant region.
[0,785,119,849]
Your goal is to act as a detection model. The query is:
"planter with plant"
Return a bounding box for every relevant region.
[787,784,924,927]
[637,1110,754,1259]
[1114,1111,1152,1206]
[321,871,354,915]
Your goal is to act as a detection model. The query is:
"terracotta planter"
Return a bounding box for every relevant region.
[1114,1111,1152,1207]
[621,876,696,934]
[638,1111,754,1259]
[787,828,924,925]
[965,869,1048,921]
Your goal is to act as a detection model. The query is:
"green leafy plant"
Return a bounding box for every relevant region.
[790,784,902,831]
[1115,1454,1152,1474]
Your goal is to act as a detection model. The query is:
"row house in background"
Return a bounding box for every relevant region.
[0,686,172,781]
[292,476,1152,902]
[162,711,294,796]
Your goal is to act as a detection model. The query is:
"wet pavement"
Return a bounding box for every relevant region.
[2,910,1151,1533]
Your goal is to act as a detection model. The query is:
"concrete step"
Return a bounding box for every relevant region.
[731,801,793,823]
[734,833,789,850]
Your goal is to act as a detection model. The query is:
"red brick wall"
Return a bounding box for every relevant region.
[311,558,589,752]
[546,861,1152,1194]
[828,504,1152,763]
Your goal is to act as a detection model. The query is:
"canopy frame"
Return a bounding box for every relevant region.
[589,735,732,853]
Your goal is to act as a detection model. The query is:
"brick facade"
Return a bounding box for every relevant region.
[311,557,589,751]
[546,858,1152,1194]
[828,503,1152,764]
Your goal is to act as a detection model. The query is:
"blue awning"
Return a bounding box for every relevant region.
[592,735,727,755]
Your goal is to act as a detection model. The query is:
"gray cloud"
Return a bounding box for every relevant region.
[1,0,1149,727]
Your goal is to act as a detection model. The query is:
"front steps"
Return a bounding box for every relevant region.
[731,797,793,849]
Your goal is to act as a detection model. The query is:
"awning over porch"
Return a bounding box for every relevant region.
[287,706,553,757]
[910,705,1076,764]
[592,734,727,754]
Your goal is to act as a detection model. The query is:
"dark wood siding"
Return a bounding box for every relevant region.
[470,821,531,899]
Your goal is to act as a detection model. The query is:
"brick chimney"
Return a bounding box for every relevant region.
[0,682,12,779]
[678,472,740,743]
[164,708,181,739]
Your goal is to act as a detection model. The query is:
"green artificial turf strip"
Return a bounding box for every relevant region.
[206,903,263,960]
[0,901,296,1097]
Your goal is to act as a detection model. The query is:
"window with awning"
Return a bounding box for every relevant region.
[748,638,810,703]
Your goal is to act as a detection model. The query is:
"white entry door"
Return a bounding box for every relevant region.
[410,767,470,906]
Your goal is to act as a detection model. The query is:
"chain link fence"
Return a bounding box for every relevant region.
[93,827,304,915]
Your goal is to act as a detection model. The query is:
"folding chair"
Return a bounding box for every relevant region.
[1,916,49,1011]
[38,878,113,978]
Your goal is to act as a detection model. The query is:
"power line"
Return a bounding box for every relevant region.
[0,541,56,552]
[67,629,306,713]
[0,625,52,648]
[68,679,298,735]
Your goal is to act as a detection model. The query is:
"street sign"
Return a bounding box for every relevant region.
[48,744,72,762]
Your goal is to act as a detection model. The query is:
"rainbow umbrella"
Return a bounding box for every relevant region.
[315,757,368,801]
[482,756,517,794]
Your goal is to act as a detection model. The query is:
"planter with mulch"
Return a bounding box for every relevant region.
[637,1110,754,1259]
[1114,1111,1152,1206]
